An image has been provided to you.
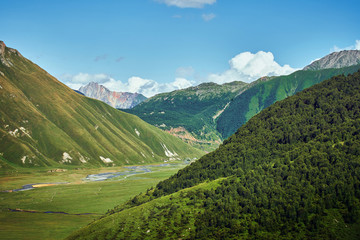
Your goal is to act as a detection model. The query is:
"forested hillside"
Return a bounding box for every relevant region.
[69,71,360,239]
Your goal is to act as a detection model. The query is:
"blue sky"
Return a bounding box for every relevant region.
[1,0,360,97]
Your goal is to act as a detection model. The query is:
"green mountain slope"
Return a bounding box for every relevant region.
[125,81,248,151]
[217,64,360,139]
[125,60,360,150]
[0,41,203,169]
[69,71,360,239]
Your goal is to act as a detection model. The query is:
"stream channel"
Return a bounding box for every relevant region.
[8,162,186,192]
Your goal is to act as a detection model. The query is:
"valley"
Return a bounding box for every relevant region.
[0,161,189,240]
[0,7,359,238]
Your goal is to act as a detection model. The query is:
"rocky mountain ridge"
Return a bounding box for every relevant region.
[79,82,146,109]
[304,50,360,70]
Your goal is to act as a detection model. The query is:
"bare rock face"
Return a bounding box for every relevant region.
[304,50,360,70]
[79,82,147,109]
[0,41,23,67]
[0,41,5,55]
[0,41,11,67]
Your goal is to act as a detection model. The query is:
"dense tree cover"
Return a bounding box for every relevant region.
[69,71,360,239]
[155,70,360,196]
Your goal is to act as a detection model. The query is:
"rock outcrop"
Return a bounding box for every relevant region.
[304,50,360,70]
[79,82,146,109]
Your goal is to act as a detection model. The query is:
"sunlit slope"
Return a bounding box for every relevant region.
[125,81,248,151]
[0,41,203,168]
[69,71,360,239]
[217,64,360,139]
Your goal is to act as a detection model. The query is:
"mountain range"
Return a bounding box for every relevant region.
[125,50,360,150]
[0,41,203,170]
[124,81,249,151]
[79,82,147,109]
[68,70,360,240]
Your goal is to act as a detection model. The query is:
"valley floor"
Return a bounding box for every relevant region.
[0,162,188,240]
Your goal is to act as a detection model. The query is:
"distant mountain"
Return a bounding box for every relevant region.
[79,82,146,109]
[304,50,360,70]
[68,71,360,240]
[125,81,249,151]
[217,64,360,139]
[0,41,203,169]
[126,60,360,150]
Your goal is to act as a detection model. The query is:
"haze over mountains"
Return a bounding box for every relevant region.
[0,41,202,169]
[79,82,147,109]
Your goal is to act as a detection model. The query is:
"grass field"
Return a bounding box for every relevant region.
[0,162,186,240]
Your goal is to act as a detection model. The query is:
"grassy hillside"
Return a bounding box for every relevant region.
[0,162,188,240]
[0,41,203,169]
[217,65,360,139]
[69,71,360,239]
[125,81,248,151]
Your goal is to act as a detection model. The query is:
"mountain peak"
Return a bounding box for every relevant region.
[0,41,23,67]
[79,82,146,109]
[304,50,360,70]
[87,81,100,87]
[0,42,202,168]
[0,41,6,55]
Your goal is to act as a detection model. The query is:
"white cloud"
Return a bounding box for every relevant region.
[62,50,297,96]
[61,73,112,89]
[207,51,297,84]
[108,77,193,97]
[356,40,360,50]
[156,0,216,8]
[61,73,193,98]
[202,13,216,21]
[331,39,360,52]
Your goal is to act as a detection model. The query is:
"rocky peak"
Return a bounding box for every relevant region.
[0,41,6,56]
[304,50,360,70]
[0,41,24,68]
[87,82,100,88]
[79,82,147,109]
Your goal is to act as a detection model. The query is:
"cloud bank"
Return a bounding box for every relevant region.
[62,51,297,97]
[207,51,297,84]
[156,0,216,8]
[62,73,193,98]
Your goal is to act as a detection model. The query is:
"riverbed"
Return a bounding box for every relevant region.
[4,162,188,192]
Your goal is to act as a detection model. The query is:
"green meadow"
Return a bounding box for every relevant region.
[0,162,186,240]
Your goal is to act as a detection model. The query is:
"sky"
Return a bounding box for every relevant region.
[1,0,360,97]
